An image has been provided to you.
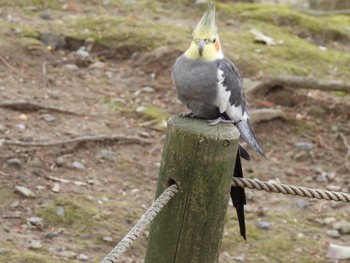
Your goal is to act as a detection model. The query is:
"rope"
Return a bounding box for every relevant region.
[232,177,350,202]
[101,184,179,263]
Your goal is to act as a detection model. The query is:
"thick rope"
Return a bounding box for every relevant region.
[101,184,179,263]
[232,177,350,202]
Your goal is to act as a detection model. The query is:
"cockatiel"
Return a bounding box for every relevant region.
[172,0,264,240]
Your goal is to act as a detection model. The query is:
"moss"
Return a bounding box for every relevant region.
[217,3,350,43]
[0,245,63,263]
[62,15,187,55]
[0,188,15,205]
[36,195,101,230]
[0,0,62,10]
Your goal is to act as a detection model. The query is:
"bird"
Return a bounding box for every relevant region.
[171,0,264,240]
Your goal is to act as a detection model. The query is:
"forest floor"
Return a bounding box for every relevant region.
[0,1,349,262]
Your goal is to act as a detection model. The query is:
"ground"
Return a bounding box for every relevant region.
[0,1,349,263]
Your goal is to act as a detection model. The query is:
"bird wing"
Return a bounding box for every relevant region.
[214,57,249,122]
[215,58,265,156]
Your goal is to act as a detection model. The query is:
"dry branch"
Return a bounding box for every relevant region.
[1,134,151,147]
[246,75,350,97]
[250,108,285,124]
[0,100,81,116]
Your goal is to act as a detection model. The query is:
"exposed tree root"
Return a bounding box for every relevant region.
[250,108,285,124]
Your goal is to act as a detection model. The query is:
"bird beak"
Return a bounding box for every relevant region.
[198,39,205,56]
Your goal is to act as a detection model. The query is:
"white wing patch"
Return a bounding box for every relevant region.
[215,68,249,122]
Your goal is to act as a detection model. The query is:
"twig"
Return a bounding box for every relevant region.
[0,54,22,76]
[338,132,350,171]
[246,75,350,97]
[42,61,48,87]
[250,108,285,124]
[0,100,81,116]
[1,134,151,147]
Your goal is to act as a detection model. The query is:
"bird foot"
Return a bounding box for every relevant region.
[208,117,236,126]
[180,112,195,118]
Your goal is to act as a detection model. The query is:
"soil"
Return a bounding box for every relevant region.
[0,2,349,263]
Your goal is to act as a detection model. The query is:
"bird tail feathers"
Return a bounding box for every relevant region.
[236,120,264,157]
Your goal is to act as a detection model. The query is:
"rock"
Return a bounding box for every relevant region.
[316,174,328,183]
[77,254,89,261]
[28,240,42,250]
[6,158,22,168]
[27,217,45,229]
[96,149,117,162]
[55,157,66,167]
[56,206,65,217]
[76,47,89,59]
[89,61,105,69]
[10,200,20,208]
[52,183,60,193]
[63,64,79,71]
[292,150,309,161]
[141,86,155,93]
[41,114,56,123]
[72,161,85,170]
[333,219,350,234]
[39,10,53,20]
[256,221,270,230]
[296,199,309,209]
[14,186,35,198]
[323,217,336,225]
[57,250,77,259]
[0,123,6,132]
[294,141,315,150]
[326,230,341,238]
[32,167,45,176]
[102,236,113,242]
[44,232,58,240]
[15,123,26,131]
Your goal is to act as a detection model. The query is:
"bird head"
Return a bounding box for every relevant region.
[185,0,223,61]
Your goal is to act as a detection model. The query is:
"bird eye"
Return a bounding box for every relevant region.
[212,38,216,43]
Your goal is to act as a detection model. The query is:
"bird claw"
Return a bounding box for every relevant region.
[180,112,195,118]
[208,117,236,126]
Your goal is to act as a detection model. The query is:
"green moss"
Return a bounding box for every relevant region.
[63,15,187,54]
[1,0,62,9]
[217,3,350,43]
[0,245,63,263]
[36,195,100,229]
[0,188,15,205]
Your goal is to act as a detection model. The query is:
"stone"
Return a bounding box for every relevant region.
[294,141,315,150]
[316,174,328,183]
[256,221,270,230]
[27,217,45,229]
[72,161,85,170]
[56,206,65,217]
[0,123,5,132]
[28,240,42,250]
[96,149,117,162]
[77,254,89,261]
[15,123,26,131]
[14,186,35,198]
[41,114,56,123]
[55,157,65,167]
[63,64,79,71]
[296,199,309,209]
[326,230,341,238]
[102,236,113,242]
[323,217,336,225]
[6,158,22,168]
[333,220,350,234]
[89,61,105,69]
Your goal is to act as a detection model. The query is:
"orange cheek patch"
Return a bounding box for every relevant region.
[215,40,220,52]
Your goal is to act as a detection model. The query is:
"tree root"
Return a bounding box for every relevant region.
[0,100,81,116]
[245,75,350,98]
[1,134,151,147]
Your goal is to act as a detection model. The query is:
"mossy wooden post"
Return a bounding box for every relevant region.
[145,116,240,263]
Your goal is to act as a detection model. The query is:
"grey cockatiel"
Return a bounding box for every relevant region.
[171,0,264,240]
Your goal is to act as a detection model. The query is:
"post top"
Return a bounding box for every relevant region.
[168,115,240,141]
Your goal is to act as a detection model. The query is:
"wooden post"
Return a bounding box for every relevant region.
[144,116,240,263]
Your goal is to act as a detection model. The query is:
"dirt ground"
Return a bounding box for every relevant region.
[0,1,349,263]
